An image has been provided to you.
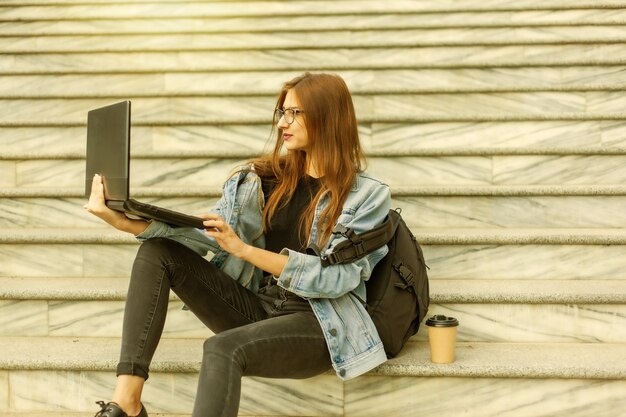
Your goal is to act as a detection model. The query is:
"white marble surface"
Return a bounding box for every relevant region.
[6,67,626,98]
[82,245,140,277]
[3,92,626,125]
[11,157,484,188]
[370,120,606,151]
[393,196,626,228]
[2,337,625,414]
[12,155,626,189]
[8,370,341,415]
[5,45,626,74]
[344,376,626,417]
[376,92,588,118]
[48,300,212,339]
[150,125,274,155]
[2,9,626,35]
[0,197,217,228]
[3,243,626,280]
[420,303,626,343]
[4,370,626,416]
[2,127,92,157]
[3,120,625,158]
[6,26,626,53]
[0,97,278,124]
[3,1,626,19]
[423,244,626,280]
[0,244,137,277]
[4,297,625,343]
[0,161,15,187]
[493,155,626,185]
[0,244,85,277]
[0,371,7,411]
[0,300,48,337]
[5,194,626,229]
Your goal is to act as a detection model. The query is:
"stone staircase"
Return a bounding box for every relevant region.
[1,0,626,416]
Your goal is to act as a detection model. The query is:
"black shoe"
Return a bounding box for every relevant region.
[94,401,148,417]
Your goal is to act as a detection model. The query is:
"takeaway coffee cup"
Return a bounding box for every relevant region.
[425,315,459,364]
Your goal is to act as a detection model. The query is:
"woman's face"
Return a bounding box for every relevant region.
[278,89,309,152]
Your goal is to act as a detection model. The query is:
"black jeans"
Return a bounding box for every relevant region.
[117,238,332,417]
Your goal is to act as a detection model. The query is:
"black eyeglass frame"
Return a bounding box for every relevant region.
[274,108,305,125]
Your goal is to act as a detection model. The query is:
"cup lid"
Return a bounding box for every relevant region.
[426,315,459,327]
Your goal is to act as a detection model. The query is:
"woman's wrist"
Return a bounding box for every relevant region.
[236,243,255,261]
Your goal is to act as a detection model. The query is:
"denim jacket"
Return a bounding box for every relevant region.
[136,166,391,380]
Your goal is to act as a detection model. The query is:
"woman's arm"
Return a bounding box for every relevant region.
[240,245,288,277]
[201,213,288,276]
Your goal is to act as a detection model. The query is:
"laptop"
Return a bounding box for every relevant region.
[85,100,205,229]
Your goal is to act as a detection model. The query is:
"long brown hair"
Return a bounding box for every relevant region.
[250,72,366,247]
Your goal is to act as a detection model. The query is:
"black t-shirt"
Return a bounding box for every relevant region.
[261,174,321,254]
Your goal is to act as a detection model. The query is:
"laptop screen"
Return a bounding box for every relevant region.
[85,100,131,201]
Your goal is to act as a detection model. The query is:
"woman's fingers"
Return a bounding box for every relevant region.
[197,213,226,231]
[85,175,103,211]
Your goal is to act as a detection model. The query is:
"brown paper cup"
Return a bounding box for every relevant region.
[425,315,459,364]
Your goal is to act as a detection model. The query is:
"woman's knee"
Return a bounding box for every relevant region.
[131,238,186,285]
[134,237,193,270]
[137,237,181,259]
[203,332,242,360]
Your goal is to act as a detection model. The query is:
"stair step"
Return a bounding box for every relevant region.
[3,368,626,417]
[5,45,626,75]
[2,277,625,303]
[4,193,626,229]
[3,227,626,245]
[1,337,624,378]
[2,237,625,280]
[2,93,625,125]
[0,337,343,416]
[23,157,626,186]
[5,185,626,198]
[7,155,626,188]
[5,27,626,53]
[3,67,626,98]
[3,1,626,20]
[2,10,626,36]
[0,412,198,417]
[1,278,624,342]
[2,120,625,158]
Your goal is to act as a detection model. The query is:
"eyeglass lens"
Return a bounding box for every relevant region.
[274,109,298,125]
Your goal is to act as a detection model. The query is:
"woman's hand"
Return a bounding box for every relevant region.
[201,213,288,276]
[200,213,251,259]
[83,174,148,235]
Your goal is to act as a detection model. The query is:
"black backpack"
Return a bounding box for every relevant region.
[321,209,430,358]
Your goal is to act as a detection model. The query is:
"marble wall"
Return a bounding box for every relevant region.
[5,195,626,229]
[3,120,626,158]
[5,45,626,74]
[344,376,626,417]
[2,298,624,343]
[3,243,626,280]
[7,370,342,416]
[7,155,626,190]
[3,370,625,416]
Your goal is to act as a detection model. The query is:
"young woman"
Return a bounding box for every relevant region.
[85,72,391,417]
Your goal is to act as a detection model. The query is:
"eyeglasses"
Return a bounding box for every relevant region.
[274,108,304,125]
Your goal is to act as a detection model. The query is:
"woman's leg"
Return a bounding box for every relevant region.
[112,237,268,415]
[192,311,332,417]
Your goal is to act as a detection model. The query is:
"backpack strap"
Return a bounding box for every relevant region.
[321,209,400,267]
